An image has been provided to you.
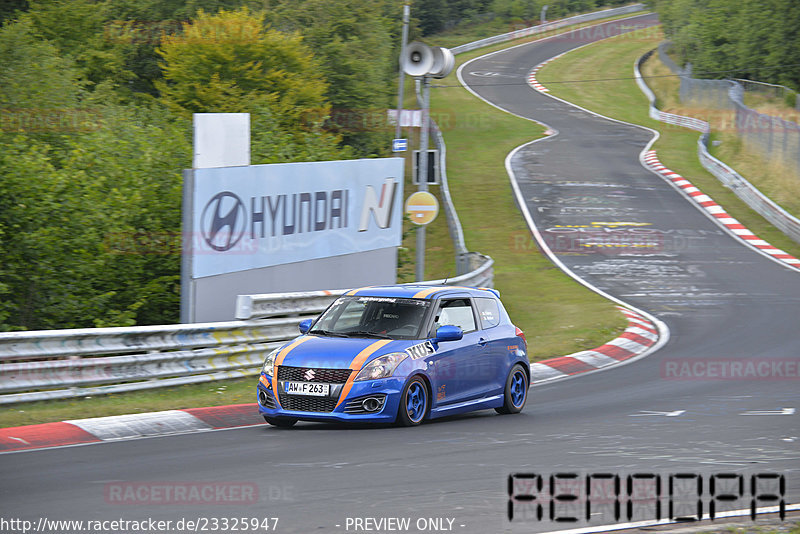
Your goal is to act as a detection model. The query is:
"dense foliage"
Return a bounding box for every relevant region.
[0,1,387,330]
[652,0,800,90]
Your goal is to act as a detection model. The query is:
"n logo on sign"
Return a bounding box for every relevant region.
[358,178,398,232]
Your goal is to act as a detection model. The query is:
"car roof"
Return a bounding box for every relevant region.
[342,285,500,300]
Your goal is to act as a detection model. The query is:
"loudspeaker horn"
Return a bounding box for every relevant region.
[429,47,455,78]
[403,41,434,77]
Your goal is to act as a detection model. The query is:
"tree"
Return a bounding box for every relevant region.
[0,101,191,330]
[157,8,328,123]
[155,7,347,161]
[0,18,83,110]
[0,0,27,24]
[25,0,134,91]
[653,0,800,90]
[268,0,397,155]
[415,0,449,35]
[0,14,193,330]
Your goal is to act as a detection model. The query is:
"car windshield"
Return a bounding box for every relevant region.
[309,296,431,340]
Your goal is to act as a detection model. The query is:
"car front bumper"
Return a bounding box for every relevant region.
[257,373,406,423]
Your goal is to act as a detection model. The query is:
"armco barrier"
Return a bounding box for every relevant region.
[0,320,297,404]
[0,255,493,404]
[236,253,493,320]
[636,49,800,246]
[450,3,645,55]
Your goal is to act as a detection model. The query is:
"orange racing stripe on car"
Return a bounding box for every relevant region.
[412,287,441,299]
[335,339,394,408]
[275,336,313,367]
[345,286,377,296]
[348,339,393,370]
[272,336,314,409]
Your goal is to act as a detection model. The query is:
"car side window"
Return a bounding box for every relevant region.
[433,298,477,333]
[475,297,500,329]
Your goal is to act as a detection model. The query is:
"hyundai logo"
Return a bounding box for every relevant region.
[201,191,246,252]
[303,369,316,381]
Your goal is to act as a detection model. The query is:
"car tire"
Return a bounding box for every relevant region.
[495,364,528,415]
[396,376,428,426]
[263,416,298,427]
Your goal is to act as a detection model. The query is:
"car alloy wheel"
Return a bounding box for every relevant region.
[397,376,428,426]
[496,364,528,414]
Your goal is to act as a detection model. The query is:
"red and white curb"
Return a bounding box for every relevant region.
[527,54,565,94]
[0,403,263,453]
[530,307,658,383]
[643,150,800,269]
[526,58,562,134]
[0,307,660,453]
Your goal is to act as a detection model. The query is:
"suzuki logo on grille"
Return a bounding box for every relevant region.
[303,369,316,381]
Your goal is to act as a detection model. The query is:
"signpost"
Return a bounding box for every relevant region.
[405,191,439,226]
[401,40,454,281]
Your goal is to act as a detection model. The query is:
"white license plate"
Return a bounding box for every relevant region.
[284,381,330,396]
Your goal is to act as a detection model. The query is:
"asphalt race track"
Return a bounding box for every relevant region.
[2,14,798,534]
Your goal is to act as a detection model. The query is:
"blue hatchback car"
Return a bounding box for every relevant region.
[256,285,529,427]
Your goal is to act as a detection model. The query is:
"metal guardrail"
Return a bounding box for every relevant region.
[0,320,297,404]
[236,253,494,321]
[450,3,646,55]
[636,50,800,245]
[696,135,800,244]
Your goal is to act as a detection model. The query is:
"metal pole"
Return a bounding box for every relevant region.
[395,4,410,140]
[415,76,430,282]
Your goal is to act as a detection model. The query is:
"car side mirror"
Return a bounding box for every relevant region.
[434,325,463,343]
[299,318,313,334]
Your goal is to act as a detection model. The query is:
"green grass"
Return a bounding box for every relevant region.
[1,13,656,429]
[537,30,800,260]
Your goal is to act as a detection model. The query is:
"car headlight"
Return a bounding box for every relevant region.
[262,348,280,377]
[354,352,408,381]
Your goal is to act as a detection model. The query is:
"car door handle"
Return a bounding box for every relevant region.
[478,338,488,347]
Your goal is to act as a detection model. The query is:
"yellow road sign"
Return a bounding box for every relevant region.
[405,191,439,226]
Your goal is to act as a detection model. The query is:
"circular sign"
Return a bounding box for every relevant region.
[405,191,439,226]
[201,191,247,251]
